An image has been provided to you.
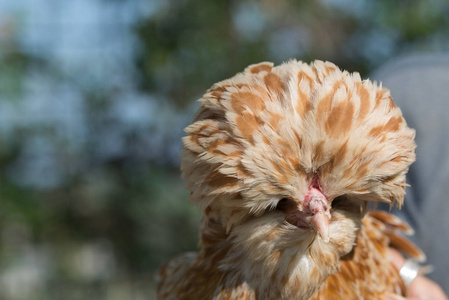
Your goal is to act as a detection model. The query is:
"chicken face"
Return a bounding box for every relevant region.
[180,60,415,298]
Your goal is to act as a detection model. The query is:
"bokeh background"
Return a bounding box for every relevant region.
[1,0,449,299]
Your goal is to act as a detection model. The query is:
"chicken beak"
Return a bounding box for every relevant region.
[311,211,330,243]
[284,187,332,243]
[305,187,331,243]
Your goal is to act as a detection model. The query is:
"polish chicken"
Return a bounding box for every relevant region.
[157,60,423,299]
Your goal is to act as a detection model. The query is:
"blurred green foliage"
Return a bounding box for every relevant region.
[0,0,449,299]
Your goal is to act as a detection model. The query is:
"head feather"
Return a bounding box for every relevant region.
[181,60,416,229]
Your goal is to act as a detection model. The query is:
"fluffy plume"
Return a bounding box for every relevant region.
[157,60,421,299]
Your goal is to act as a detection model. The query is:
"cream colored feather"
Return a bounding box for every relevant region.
[157,60,420,300]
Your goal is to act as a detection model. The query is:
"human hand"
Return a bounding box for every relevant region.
[389,249,448,300]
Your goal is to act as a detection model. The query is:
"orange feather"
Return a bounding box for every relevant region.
[157,60,419,299]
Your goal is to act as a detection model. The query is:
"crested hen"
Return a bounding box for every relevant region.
[157,60,423,300]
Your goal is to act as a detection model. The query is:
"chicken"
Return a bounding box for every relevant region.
[156,60,424,299]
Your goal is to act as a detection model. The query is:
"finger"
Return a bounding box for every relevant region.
[382,293,406,300]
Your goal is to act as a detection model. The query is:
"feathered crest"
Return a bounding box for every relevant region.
[181,60,416,229]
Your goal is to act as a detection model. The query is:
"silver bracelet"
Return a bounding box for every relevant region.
[399,259,420,285]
